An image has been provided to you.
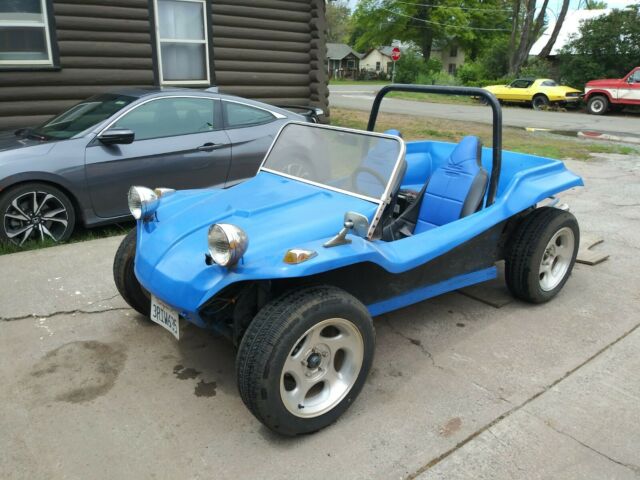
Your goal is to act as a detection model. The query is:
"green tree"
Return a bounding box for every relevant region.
[350,0,510,63]
[326,0,353,44]
[558,5,640,88]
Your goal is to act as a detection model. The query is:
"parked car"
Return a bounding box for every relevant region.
[113,85,583,436]
[0,88,319,246]
[483,78,582,110]
[584,67,640,115]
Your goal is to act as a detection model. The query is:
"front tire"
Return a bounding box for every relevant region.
[505,207,579,303]
[236,286,375,436]
[587,95,608,115]
[113,229,150,316]
[0,182,75,246]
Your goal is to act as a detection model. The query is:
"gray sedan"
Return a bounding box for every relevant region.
[0,88,317,246]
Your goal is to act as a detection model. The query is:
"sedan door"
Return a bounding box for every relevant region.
[85,96,231,219]
[221,100,287,186]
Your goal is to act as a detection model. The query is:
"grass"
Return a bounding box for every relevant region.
[330,79,390,85]
[386,91,478,106]
[331,107,639,160]
[0,222,131,256]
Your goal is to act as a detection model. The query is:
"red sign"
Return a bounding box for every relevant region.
[391,47,401,62]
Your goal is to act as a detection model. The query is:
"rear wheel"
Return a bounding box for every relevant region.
[0,183,75,246]
[532,94,549,111]
[113,229,150,316]
[587,95,608,115]
[236,286,374,436]
[505,207,579,303]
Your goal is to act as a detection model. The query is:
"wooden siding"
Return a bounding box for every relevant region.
[211,0,328,117]
[0,0,329,130]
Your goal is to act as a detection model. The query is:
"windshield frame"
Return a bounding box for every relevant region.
[259,121,406,239]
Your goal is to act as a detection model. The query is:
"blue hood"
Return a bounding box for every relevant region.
[135,171,377,315]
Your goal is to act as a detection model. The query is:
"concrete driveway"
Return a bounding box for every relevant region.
[1,155,639,479]
[330,84,640,136]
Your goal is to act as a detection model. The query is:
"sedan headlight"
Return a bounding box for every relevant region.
[207,223,249,267]
[128,186,158,220]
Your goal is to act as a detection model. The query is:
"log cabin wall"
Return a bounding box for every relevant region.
[0,0,328,130]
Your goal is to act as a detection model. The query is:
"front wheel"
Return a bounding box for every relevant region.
[505,207,579,303]
[236,286,375,436]
[587,95,608,115]
[113,229,150,316]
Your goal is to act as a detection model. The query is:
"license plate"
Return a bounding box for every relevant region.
[150,296,180,340]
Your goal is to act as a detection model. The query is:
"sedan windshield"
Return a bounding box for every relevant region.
[261,123,404,202]
[32,94,136,140]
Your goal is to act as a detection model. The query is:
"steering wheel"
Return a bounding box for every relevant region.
[351,166,387,194]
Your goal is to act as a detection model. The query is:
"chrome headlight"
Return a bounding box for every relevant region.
[128,186,158,220]
[207,223,249,267]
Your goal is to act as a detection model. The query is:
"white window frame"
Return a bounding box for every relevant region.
[0,0,54,66]
[153,0,211,86]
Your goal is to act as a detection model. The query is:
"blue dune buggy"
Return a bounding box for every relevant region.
[114,85,583,436]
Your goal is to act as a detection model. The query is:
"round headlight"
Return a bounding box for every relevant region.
[207,223,249,267]
[128,186,158,220]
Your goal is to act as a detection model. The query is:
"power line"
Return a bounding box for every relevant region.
[392,0,514,13]
[381,7,513,30]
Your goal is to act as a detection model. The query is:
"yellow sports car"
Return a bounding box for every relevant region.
[483,78,582,110]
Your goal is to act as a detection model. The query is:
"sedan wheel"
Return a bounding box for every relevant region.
[0,183,75,246]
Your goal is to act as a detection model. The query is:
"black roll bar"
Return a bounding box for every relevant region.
[367,84,502,207]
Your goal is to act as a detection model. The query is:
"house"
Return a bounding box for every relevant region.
[360,46,395,76]
[0,0,329,130]
[326,43,361,79]
[431,44,466,76]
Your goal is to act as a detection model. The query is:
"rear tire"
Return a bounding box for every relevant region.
[505,207,579,303]
[532,94,549,111]
[236,285,374,436]
[587,95,609,115]
[113,229,150,316]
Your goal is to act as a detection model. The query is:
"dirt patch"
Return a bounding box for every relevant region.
[28,341,126,403]
[439,417,462,437]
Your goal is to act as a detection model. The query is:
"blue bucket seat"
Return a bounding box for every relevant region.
[383,136,488,240]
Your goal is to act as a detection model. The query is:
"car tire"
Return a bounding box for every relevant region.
[0,182,76,246]
[587,95,609,115]
[505,207,579,304]
[236,285,375,436]
[532,94,550,111]
[113,229,151,317]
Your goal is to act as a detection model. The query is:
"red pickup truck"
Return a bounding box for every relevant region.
[584,67,640,115]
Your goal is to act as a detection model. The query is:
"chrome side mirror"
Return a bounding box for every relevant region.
[323,211,370,248]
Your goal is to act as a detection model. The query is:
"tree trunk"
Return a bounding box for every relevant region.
[510,0,536,74]
[412,4,433,61]
[508,0,521,72]
[538,0,570,58]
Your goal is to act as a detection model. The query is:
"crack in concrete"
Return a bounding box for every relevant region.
[405,321,640,479]
[383,317,442,369]
[543,420,640,474]
[1,306,131,322]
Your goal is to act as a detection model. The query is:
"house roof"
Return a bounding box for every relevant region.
[530,9,610,56]
[326,43,362,60]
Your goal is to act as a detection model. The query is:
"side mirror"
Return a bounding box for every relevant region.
[98,128,135,145]
[323,211,370,248]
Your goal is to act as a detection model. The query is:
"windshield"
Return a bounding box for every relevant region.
[261,123,404,202]
[33,94,136,140]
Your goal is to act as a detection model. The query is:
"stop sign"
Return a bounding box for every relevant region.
[391,47,401,62]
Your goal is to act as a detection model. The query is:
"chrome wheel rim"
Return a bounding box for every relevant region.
[539,227,575,291]
[280,318,364,418]
[3,191,69,245]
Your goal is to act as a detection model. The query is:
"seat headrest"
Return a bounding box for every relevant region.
[384,129,403,138]
[448,136,481,166]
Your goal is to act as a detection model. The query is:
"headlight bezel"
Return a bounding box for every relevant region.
[207,223,249,267]
[128,186,159,220]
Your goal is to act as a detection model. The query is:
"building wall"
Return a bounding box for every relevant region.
[360,50,392,73]
[432,47,466,75]
[0,0,329,130]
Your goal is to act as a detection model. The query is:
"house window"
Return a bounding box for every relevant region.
[0,0,57,67]
[347,59,355,69]
[375,61,381,71]
[153,0,211,85]
[448,63,457,75]
[449,46,458,57]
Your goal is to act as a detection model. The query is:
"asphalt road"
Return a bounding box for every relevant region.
[330,84,640,136]
[1,155,640,479]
